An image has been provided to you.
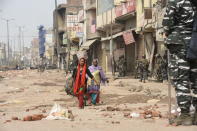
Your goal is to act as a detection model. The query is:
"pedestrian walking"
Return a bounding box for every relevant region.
[72,57,99,109]
[163,0,197,126]
[87,59,108,105]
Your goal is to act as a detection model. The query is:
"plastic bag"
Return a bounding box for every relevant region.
[65,74,74,96]
[45,103,74,120]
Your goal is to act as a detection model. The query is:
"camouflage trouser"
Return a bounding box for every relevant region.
[169,45,197,113]
[139,68,148,82]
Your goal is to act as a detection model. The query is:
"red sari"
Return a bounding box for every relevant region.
[73,64,87,108]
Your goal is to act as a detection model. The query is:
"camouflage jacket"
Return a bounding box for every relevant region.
[162,0,196,45]
[138,59,149,70]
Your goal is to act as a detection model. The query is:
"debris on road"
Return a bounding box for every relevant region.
[112,121,120,124]
[123,105,163,119]
[23,114,46,121]
[0,75,4,81]
[42,109,47,113]
[28,104,52,111]
[101,113,112,118]
[106,106,120,111]
[45,103,74,121]
[11,117,19,120]
[4,120,11,123]
[130,112,140,118]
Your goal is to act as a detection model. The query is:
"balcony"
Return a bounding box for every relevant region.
[87,20,100,39]
[115,0,136,21]
[86,0,96,10]
[96,8,116,30]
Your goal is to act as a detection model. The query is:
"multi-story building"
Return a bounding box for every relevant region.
[30,38,39,67]
[136,0,167,71]
[52,0,167,75]
[79,0,101,66]
[53,0,82,69]
[0,43,6,65]
[94,0,137,74]
[44,28,54,65]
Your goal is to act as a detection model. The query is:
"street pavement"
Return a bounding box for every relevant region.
[0,70,197,131]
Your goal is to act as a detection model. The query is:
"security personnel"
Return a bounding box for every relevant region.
[138,55,149,83]
[154,54,164,82]
[163,0,197,125]
[118,56,126,77]
[134,58,140,79]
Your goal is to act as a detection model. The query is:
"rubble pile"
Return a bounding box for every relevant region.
[0,70,28,78]
[23,114,46,121]
[124,105,163,119]
[106,106,121,111]
[4,114,46,123]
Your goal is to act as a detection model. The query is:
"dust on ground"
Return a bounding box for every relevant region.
[0,70,196,131]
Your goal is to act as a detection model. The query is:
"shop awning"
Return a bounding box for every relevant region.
[123,29,135,45]
[101,32,123,41]
[81,39,97,50]
[101,28,135,42]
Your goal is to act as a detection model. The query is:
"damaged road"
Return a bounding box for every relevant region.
[0,70,197,131]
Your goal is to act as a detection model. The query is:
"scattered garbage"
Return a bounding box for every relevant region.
[0,75,4,81]
[123,105,163,119]
[42,109,47,113]
[106,106,120,111]
[45,103,74,121]
[4,120,11,123]
[130,112,140,118]
[124,112,130,118]
[23,114,46,121]
[11,117,19,120]
[101,113,112,118]
[140,109,162,119]
[112,121,120,124]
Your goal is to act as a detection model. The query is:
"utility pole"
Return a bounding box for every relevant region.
[2,18,14,66]
[54,0,60,68]
[22,28,25,57]
[18,26,22,61]
[110,9,115,76]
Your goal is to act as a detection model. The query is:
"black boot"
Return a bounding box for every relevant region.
[171,113,193,126]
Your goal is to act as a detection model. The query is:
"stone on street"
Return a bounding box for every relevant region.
[0,70,197,131]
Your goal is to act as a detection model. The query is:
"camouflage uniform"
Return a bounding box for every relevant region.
[118,56,126,77]
[138,58,149,83]
[163,0,197,114]
[134,59,140,79]
[154,55,166,82]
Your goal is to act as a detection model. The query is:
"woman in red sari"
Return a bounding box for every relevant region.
[72,58,98,109]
